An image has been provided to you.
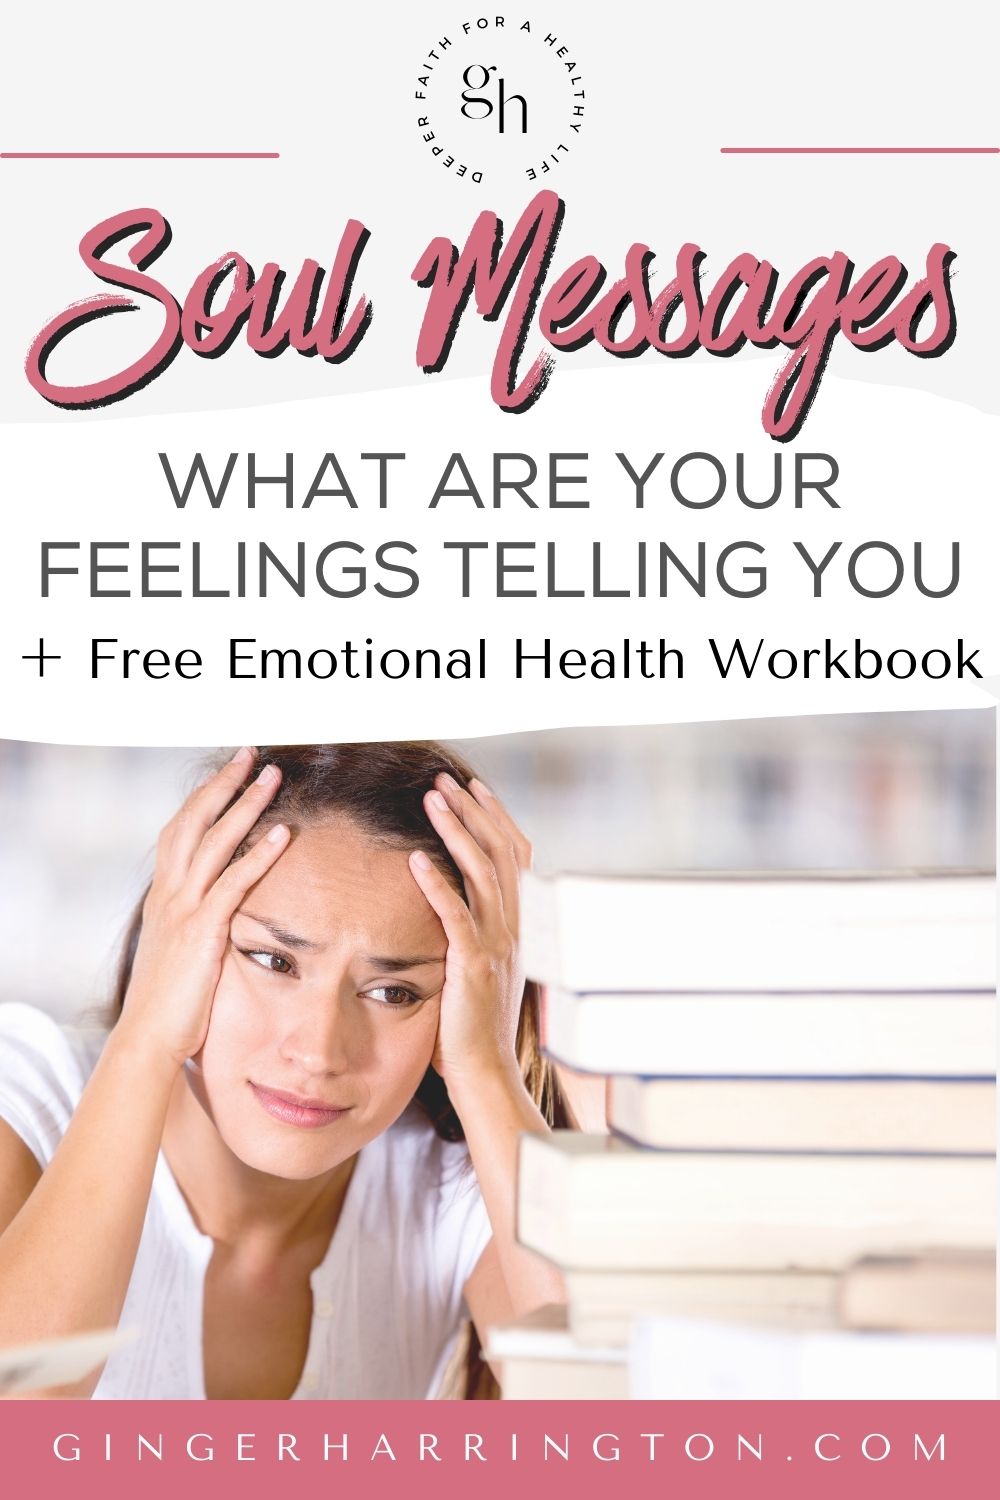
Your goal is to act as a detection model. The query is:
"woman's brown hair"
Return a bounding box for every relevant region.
[111,741,574,1400]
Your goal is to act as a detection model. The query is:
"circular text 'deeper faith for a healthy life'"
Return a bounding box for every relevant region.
[414,17,585,188]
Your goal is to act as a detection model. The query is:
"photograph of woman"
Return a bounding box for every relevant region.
[0,742,576,1401]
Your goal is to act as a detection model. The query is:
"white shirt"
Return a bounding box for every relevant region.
[0,1002,494,1399]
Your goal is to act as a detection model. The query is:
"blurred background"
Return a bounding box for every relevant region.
[0,708,993,1022]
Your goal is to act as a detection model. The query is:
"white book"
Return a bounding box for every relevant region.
[546,989,996,1077]
[497,1358,630,1401]
[0,1326,136,1394]
[838,1250,996,1333]
[565,1267,840,1347]
[629,1316,997,1399]
[517,1132,996,1271]
[486,1304,629,1401]
[486,1303,622,1363]
[567,1254,996,1347]
[522,869,996,993]
[608,1075,996,1152]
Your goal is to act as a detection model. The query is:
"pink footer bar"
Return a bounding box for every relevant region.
[0,1401,996,1498]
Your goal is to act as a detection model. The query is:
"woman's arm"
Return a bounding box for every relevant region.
[408,775,568,1336]
[0,1035,181,1392]
[450,1063,567,1326]
[0,750,289,1385]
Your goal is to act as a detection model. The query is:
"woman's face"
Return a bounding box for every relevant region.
[186,815,448,1179]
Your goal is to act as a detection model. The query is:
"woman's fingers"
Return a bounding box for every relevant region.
[185,763,284,897]
[206,821,291,917]
[467,777,533,870]
[157,746,256,879]
[433,773,521,934]
[422,789,509,938]
[407,849,480,955]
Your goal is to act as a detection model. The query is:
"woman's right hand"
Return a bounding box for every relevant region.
[116,747,290,1067]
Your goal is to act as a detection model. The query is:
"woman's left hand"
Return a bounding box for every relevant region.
[408,773,532,1093]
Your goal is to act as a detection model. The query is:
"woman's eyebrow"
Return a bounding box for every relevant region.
[237,913,444,969]
[238,912,322,951]
[363,954,446,971]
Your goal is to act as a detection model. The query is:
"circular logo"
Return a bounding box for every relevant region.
[414,17,586,188]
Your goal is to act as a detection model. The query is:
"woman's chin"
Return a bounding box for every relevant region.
[223,1096,369,1178]
[222,1125,358,1180]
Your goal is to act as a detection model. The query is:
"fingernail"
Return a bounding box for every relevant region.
[470,777,493,797]
[229,746,253,766]
[438,772,460,792]
[256,764,279,786]
[411,849,432,870]
[427,790,448,812]
[267,823,288,843]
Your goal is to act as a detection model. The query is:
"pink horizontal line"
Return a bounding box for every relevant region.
[1,151,279,160]
[721,146,998,154]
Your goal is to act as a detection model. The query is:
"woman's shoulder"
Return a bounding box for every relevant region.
[380,1097,476,1184]
[0,1000,109,1072]
[0,1001,109,1165]
[374,1099,488,1242]
[352,1099,491,1310]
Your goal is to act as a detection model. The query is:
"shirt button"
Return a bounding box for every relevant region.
[316,1299,334,1318]
[302,1372,320,1391]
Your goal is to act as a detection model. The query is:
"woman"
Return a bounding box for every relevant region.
[0,742,575,1399]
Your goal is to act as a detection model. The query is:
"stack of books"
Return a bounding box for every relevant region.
[489,869,997,1400]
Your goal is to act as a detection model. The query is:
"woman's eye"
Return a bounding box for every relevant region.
[364,985,421,1009]
[243,949,294,975]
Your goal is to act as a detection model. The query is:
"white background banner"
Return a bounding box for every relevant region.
[1,0,997,744]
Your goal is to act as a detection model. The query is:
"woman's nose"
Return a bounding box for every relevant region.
[278,990,359,1077]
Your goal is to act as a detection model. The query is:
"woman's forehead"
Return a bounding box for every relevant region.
[243,818,443,947]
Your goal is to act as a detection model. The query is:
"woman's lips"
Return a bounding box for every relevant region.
[249,1082,351,1129]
